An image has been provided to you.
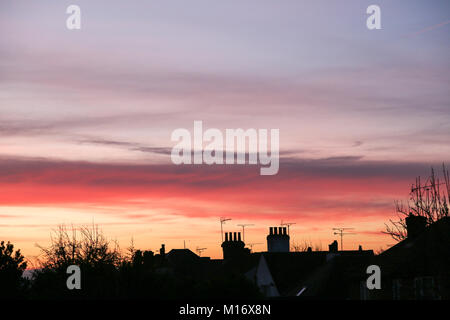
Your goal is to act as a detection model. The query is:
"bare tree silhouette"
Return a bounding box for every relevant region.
[291,240,322,252]
[385,164,450,241]
[36,224,122,270]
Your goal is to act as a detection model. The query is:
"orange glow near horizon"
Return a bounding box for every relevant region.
[0,158,412,264]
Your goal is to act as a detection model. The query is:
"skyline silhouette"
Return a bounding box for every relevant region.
[1,0,449,280]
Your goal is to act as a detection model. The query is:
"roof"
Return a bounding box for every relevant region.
[286,251,374,298]
[375,217,450,278]
[249,250,373,296]
[165,249,200,270]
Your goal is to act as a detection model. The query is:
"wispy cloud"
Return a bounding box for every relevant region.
[78,138,173,156]
[403,20,450,38]
[0,155,439,222]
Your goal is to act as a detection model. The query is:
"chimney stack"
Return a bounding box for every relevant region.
[328,240,338,253]
[221,231,248,259]
[266,226,290,252]
[406,213,427,238]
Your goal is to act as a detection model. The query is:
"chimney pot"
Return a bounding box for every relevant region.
[238,232,241,241]
[279,227,283,235]
[234,232,237,241]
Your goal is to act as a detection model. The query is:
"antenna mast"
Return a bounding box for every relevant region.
[332,227,356,251]
[196,247,207,257]
[237,224,254,242]
[411,181,446,192]
[220,217,231,242]
[281,220,296,235]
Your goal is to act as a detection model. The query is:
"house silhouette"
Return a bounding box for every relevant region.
[144,218,449,299]
[364,215,450,300]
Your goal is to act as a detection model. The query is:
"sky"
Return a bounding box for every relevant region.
[0,0,449,261]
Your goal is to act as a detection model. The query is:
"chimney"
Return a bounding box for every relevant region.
[221,231,248,259]
[406,213,427,238]
[328,240,338,253]
[266,226,290,252]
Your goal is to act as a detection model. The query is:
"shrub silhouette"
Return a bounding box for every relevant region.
[29,224,262,299]
[0,240,27,298]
